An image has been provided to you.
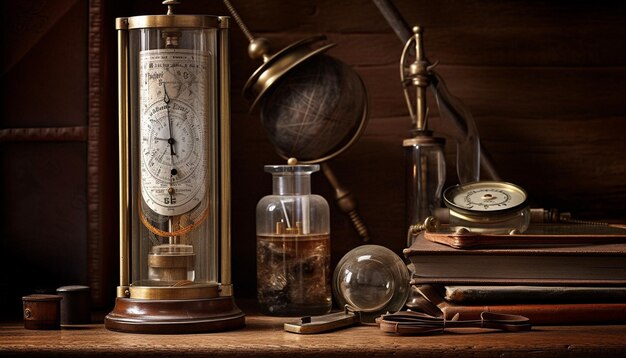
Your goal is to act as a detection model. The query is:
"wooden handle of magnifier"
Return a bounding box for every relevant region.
[321,163,370,242]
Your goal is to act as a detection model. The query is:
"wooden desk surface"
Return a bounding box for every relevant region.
[1,313,626,357]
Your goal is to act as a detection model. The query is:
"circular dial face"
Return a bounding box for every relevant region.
[139,49,208,217]
[444,181,528,214]
[140,97,205,216]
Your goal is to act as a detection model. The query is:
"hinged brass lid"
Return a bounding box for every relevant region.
[243,36,335,110]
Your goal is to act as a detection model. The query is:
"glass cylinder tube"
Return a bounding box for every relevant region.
[256,164,331,316]
[404,131,446,246]
[108,11,245,335]
[127,17,221,299]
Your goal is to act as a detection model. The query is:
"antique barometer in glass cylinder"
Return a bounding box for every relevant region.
[105,1,245,333]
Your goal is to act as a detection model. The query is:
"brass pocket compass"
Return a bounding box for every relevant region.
[443,181,531,234]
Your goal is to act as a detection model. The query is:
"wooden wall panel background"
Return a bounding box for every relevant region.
[1,0,90,318]
[207,0,626,298]
[0,0,117,319]
[1,0,625,314]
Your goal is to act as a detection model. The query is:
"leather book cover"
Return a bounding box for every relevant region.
[443,285,626,304]
[404,233,626,283]
[415,285,626,325]
[422,223,626,249]
[442,302,626,325]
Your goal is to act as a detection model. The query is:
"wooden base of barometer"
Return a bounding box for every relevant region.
[105,296,245,334]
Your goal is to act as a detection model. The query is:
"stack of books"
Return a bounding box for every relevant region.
[403,227,626,325]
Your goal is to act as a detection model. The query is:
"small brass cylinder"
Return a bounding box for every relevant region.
[148,253,195,281]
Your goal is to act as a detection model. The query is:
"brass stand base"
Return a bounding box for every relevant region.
[104,296,245,334]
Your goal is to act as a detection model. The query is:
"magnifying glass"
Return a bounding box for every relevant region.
[284,245,410,333]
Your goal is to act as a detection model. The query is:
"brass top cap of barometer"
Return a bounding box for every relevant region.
[116,0,229,30]
[126,15,227,29]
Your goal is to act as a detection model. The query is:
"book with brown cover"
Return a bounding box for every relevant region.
[443,285,626,304]
[415,285,626,325]
[423,223,626,250]
[404,234,626,285]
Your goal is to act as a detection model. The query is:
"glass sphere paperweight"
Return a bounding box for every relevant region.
[333,245,410,323]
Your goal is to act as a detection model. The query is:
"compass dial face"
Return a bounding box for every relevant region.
[444,181,528,213]
[139,49,209,217]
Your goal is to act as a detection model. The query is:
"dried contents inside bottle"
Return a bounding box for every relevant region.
[257,233,331,316]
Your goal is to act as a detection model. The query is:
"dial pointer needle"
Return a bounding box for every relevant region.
[163,83,176,156]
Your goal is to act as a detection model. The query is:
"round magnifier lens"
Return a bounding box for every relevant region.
[340,256,395,311]
[333,245,410,323]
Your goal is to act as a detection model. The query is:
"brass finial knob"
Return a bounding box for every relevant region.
[248,38,271,61]
[163,0,180,15]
